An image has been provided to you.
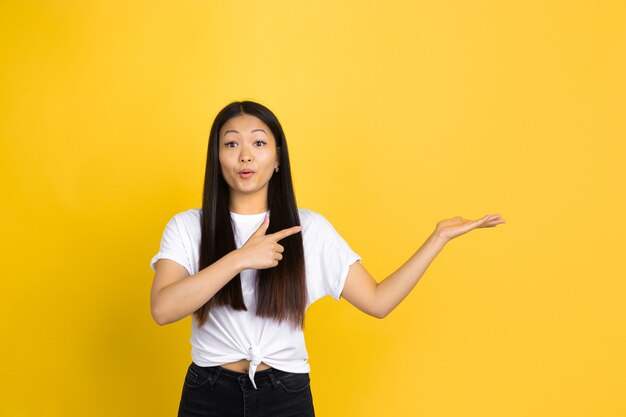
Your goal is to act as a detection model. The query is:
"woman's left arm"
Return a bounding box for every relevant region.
[340,213,506,319]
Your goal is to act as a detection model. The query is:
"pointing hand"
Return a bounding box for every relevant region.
[238,216,302,270]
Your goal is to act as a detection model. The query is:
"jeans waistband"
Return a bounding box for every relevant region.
[190,362,307,391]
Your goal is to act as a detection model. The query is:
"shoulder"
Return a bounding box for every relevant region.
[297,208,342,237]
[176,207,202,221]
[168,208,202,231]
[297,208,329,227]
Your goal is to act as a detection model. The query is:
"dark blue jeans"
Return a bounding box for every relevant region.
[178,362,316,417]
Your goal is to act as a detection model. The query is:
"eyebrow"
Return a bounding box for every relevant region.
[222,129,267,136]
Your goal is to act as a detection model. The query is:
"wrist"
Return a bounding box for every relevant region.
[429,230,449,248]
[226,248,246,274]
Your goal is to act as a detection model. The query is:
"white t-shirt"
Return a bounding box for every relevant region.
[150,208,361,388]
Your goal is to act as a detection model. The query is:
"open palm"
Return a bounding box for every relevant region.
[435,214,506,242]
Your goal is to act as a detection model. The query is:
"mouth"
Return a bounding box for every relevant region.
[238,169,255,179]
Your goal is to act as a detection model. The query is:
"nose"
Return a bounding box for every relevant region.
[239,143,253,163]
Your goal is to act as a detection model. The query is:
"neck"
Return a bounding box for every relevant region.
[229,192,268,215]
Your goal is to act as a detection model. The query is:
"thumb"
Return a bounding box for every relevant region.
[252,215,270,237]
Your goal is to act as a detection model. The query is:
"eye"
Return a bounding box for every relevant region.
[254,140,266,147]
[224,141,237,148]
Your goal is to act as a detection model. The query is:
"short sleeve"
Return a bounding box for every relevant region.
[306,212,361,302]
[149,215,193,276]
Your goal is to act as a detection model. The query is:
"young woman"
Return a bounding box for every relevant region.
[149,100,505,417]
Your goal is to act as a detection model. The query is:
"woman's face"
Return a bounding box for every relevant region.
[218,113,280,204]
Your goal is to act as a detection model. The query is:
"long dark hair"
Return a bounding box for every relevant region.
[194,101,307,330]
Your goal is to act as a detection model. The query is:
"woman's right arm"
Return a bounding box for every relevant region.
[150,251,244,325]
[150,217,302,326]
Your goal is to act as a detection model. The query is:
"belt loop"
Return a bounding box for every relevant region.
[267,370,280,390]
[210,366,222,387]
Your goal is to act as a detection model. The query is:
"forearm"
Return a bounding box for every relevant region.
[153,251,244,325]
[375,232,447,318]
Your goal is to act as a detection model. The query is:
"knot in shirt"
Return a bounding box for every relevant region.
[247,345,264,389]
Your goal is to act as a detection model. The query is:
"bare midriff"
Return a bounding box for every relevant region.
[219,359,271,373]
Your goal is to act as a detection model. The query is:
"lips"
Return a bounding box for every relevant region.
[238,169,255,179]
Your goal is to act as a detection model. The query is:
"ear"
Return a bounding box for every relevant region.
[275,146,281,169]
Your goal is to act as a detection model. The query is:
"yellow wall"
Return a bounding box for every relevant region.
[1,1,625,416]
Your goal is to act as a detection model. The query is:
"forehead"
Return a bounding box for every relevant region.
[220,114,273,138]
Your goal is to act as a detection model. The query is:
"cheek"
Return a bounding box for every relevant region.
[217,154,233,181]
[259,149,278,164]
[218,153,231,170]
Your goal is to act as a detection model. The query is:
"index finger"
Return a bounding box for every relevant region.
[268,225,303,242]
